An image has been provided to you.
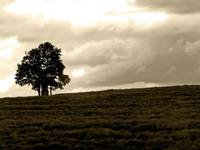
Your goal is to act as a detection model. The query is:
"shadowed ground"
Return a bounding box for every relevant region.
[0,85,200,150]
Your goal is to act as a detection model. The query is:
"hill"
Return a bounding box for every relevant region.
[0,85,200,150]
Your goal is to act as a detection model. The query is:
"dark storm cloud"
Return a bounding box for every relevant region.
[132,0,200,14]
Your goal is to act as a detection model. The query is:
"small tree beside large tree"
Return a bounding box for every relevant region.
[15,42,70,96]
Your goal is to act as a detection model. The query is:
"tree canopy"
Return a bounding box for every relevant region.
[15,42,70,96]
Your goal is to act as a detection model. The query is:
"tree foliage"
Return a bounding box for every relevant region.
[15,42,70,96]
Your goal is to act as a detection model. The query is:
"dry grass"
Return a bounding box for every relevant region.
[0,85,200,149]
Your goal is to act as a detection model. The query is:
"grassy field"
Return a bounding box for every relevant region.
[0,85,200,150]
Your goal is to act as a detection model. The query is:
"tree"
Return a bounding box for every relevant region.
[15,42,70,96]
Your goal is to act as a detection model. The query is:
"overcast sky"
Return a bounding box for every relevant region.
[1,0,200,97]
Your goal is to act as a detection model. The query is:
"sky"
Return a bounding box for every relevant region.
[1,0,200,97]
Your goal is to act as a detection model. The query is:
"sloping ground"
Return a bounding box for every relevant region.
[0,85,200,150]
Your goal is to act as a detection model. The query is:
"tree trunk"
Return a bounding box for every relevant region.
[50,86,52,96]
[38,89,40,96]
[42,84,49,96]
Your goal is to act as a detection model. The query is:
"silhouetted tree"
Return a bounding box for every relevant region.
[15,42,70,96]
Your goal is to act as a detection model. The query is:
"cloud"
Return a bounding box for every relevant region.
[1,0,200,97]
[169,39,200,57]
[69,82,164,93]
[132,0,200,14]
[66,36,200,90]
[5,0,171,28]
[184,41,200,56]
[65,38,155,88]
[5,0,127,26]
[0,0,14,7]
[0,73,15,93]
[0,37,21,79]
[65,38,153,66]
[0,37,19,60]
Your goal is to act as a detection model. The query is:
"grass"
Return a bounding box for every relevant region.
[0,85,200,150]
